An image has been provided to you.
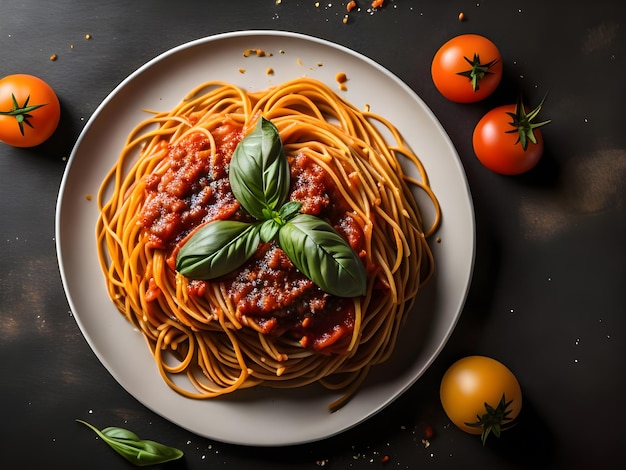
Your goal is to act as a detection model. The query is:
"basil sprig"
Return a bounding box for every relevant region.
[176,117,367,298]
[76,420,183,466]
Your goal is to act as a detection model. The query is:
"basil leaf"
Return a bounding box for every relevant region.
[101,426,142,441]
[259,218,281,243]
[278,214,367,298]
[176,220,260,279]
[259,201,302,243]
[278,200,302,221]
[77,420,183,467]
[229,117,290,219]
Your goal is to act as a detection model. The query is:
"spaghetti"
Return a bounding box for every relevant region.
[96,77,440,411]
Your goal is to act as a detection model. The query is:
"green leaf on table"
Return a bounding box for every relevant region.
[76,419,183,466]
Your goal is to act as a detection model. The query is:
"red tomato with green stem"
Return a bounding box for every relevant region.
[431,34,503,103]
[473,95,551,175]
[0,74,61,148]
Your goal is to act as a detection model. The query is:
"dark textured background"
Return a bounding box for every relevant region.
[1,1,625,468]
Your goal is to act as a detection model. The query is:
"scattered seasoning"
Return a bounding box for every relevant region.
[436,236,442,243]
[85,194,93,201]
[70,44,74,49]
[342,15,349,24]
[372,0,384,8]
[49,54,58,61]
[381,454,390,463]
[458,11,466,21]
[85,33,92,40]
[266,67,275,76]
[347,0,357,12]
[238,68,246,74]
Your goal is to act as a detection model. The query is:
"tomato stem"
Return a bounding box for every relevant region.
[457,53,498,92]
[465,393,518,445]
[0,93,47,136]
[505,94,551,150]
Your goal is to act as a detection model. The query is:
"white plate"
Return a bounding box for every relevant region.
[55,31,474,446]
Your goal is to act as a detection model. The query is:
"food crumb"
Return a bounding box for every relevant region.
[49,54,58,61]
[335,71,348,91]
[458,12,466,21]
[381,454,390,463]
[276,0,282,4]
[69,44,74,49]
[266,67,275,76]
[347,0,357,12]
[85,194,93,201]
[238,67,246,74]
[371,0,384,8]
[85,33,92,40]
[342,15,349,24]
[314,2,320,7]
[243,48,272,57]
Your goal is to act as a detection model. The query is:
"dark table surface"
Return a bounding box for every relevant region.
[2,1,625,469]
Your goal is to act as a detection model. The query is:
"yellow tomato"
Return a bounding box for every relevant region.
[440,355,522,444]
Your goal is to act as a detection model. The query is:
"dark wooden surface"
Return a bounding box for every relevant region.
[1,1,625,468]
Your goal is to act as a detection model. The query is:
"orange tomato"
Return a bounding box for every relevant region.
[0,74,61,147]
[431,34,503,103]
[440,356,522,444]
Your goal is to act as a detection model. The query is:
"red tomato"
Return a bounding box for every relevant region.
[431,34,503,103]
[472,97,550,175]
[0,74,61,147]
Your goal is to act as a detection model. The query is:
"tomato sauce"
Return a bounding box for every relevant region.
[140,124,365,353]
[141,126,244,249]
